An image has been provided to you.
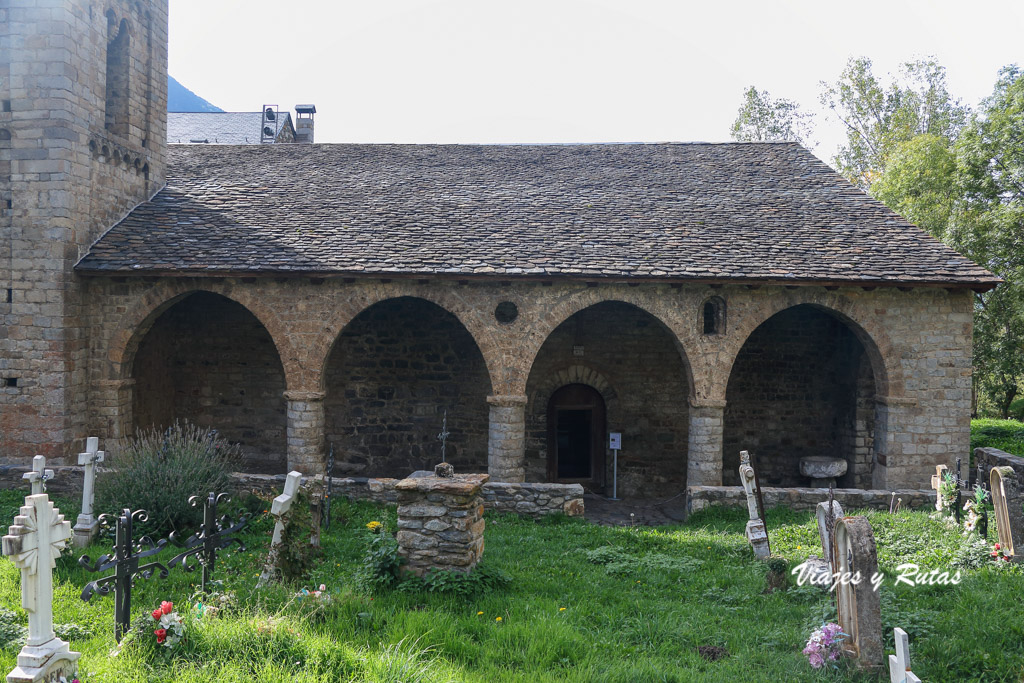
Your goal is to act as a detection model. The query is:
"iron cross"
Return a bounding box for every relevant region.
[437,410,450,463]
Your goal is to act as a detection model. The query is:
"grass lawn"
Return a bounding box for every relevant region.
[1,489,1022,682]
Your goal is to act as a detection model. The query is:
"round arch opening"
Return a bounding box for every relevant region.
[131,291,288,473]
[723,304,879,488]
[323,296,492,478]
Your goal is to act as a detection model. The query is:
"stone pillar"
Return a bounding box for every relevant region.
[285,391,326,475]
[872,396,916,490]
[487,395,527,482]
[688,399,725,486]
[93,378,135,452]
[395,473,489,576]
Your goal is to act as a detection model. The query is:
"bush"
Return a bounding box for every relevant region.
[96,422,240,535]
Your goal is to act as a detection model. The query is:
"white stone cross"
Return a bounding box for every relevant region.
[888,627,921,683]
[22,456,54,496]
[258,471,304,587]
[2,494,80,682]
[738,451,770,559]
[930,464,949,511]
[73,437,105,548]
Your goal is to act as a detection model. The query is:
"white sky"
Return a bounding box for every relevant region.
[168,0,1024,164]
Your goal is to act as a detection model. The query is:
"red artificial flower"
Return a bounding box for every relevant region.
[992,552,999,557]
[994,543,1001,551]
[1003,556,1010,562]
[151,608,162,620]
[154,628,167,644]
[161,601,173,615]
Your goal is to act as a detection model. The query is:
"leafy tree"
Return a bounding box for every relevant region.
[821,57,967,189]
[730,86,815,146]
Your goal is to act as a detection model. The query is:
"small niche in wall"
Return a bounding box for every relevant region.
[4,377,18,388]
[702,296,726,335]
[1,101,10,113]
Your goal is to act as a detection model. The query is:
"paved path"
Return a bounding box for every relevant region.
[582,493,689,527]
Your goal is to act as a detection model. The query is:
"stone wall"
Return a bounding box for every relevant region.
[524,301,690,497]
[723,306,873,488]
[686,485,934,514]
[396,473,488,575]
[0,0,167,461]
[323,297,491,477]
[132,292,287,472]
[975,447,1024,485]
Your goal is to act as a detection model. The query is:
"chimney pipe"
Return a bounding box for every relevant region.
[295,104,316,143]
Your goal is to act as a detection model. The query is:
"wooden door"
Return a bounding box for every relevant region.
[547,384,606,490]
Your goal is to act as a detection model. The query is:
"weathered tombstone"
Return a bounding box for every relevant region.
[990,466,1023,562]
[816,498,844,575]
[79,509,169,642]
[888,627,921,683]
[22,456,54,496]
[738,451,770,559]
[72,437,105,548]
[834,516,883,668]
[2,494,80,683]
[930,464,949,512]
[395,469,489,576]
[258,470,303,585]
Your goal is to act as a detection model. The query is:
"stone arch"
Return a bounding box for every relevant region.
[720,293,895,402]
[108,280,303,390]
[127,289,289,472]
[312,287,501,395]
[723,301,885,488]
[321,294,494,477]
[523,298,692,496]
[521,291,696,402]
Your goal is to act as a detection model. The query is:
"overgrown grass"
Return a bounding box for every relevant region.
[0,490,1021,681]
[971,418,1024,457]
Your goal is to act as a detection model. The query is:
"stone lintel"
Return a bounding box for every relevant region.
[283,390,327,402]
[396,473,490,495]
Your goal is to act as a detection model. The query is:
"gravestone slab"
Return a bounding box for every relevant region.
[990,466,1023,562]
[834,515,883,669]
[3,494,80,683]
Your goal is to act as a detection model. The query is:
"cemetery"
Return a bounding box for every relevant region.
[0,430,1021,682]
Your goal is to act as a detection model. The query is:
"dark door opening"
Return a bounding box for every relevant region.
[547,384,606,489]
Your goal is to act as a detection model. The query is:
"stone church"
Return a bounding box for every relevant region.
[0,0,999,498]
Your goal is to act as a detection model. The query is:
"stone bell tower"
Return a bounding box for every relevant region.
[0,0,169,461]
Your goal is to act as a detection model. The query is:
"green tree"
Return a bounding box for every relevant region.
[730,86,815,146]
[821,57,966,189]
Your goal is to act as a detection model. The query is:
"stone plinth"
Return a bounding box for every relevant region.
[395,473,489,576]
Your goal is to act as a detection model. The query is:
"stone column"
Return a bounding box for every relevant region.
[285,390,326,475]
[687,399,725,486]
[487,395,527,482]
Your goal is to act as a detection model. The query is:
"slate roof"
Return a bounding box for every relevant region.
[77,142,999,288]
[167,111,294,144]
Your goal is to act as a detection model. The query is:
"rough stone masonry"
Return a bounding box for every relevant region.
[395,473,489,576]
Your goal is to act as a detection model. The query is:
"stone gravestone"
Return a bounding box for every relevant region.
[806,498,845,584]
[258,471,303,586]
[22,456,54,496]
[834,515,883,669]
[888,627,921,683]
[738,451,770,559]
[395,470,489,576]
[2,494,80,683]
[930,464,949,512]
[990,466,1023,563]
[72,437,105,548]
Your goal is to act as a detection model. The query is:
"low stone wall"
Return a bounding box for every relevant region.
[687,485,934,514]
[975,447,1024,484]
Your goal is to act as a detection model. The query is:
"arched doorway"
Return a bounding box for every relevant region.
[525,301,691,497]
[723,305,878,488]
[323,297,491,477]
[547,384,606,485]
[131,292,288,473]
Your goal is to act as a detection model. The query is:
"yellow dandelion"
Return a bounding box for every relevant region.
[477,611,484,616]
[559,607,566,612]
[495,616,502,622]
[797,545,802,550]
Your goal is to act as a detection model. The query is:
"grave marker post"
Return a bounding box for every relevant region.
[22,456,54,496]
[834,516,883,668]
[258,471,303,585]
[73,437,105,548]
[930,464,949,512]
[738,451,770,559]
[888,627,921,683]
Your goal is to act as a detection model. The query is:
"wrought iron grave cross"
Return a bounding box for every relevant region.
[437,410,450,463]
[79,509,169,642]
[23,455,54,495]
[169,492,248,593]
[324,443,335,531]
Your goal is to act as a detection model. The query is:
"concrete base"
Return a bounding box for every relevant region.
[745,519,771,559]
[71,517,98,549]
[6,637,79,683]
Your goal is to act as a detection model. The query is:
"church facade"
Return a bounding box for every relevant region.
[1,0,998,497]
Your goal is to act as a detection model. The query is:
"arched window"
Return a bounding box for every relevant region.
[105,15,130,136]
[702,296,726,335]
